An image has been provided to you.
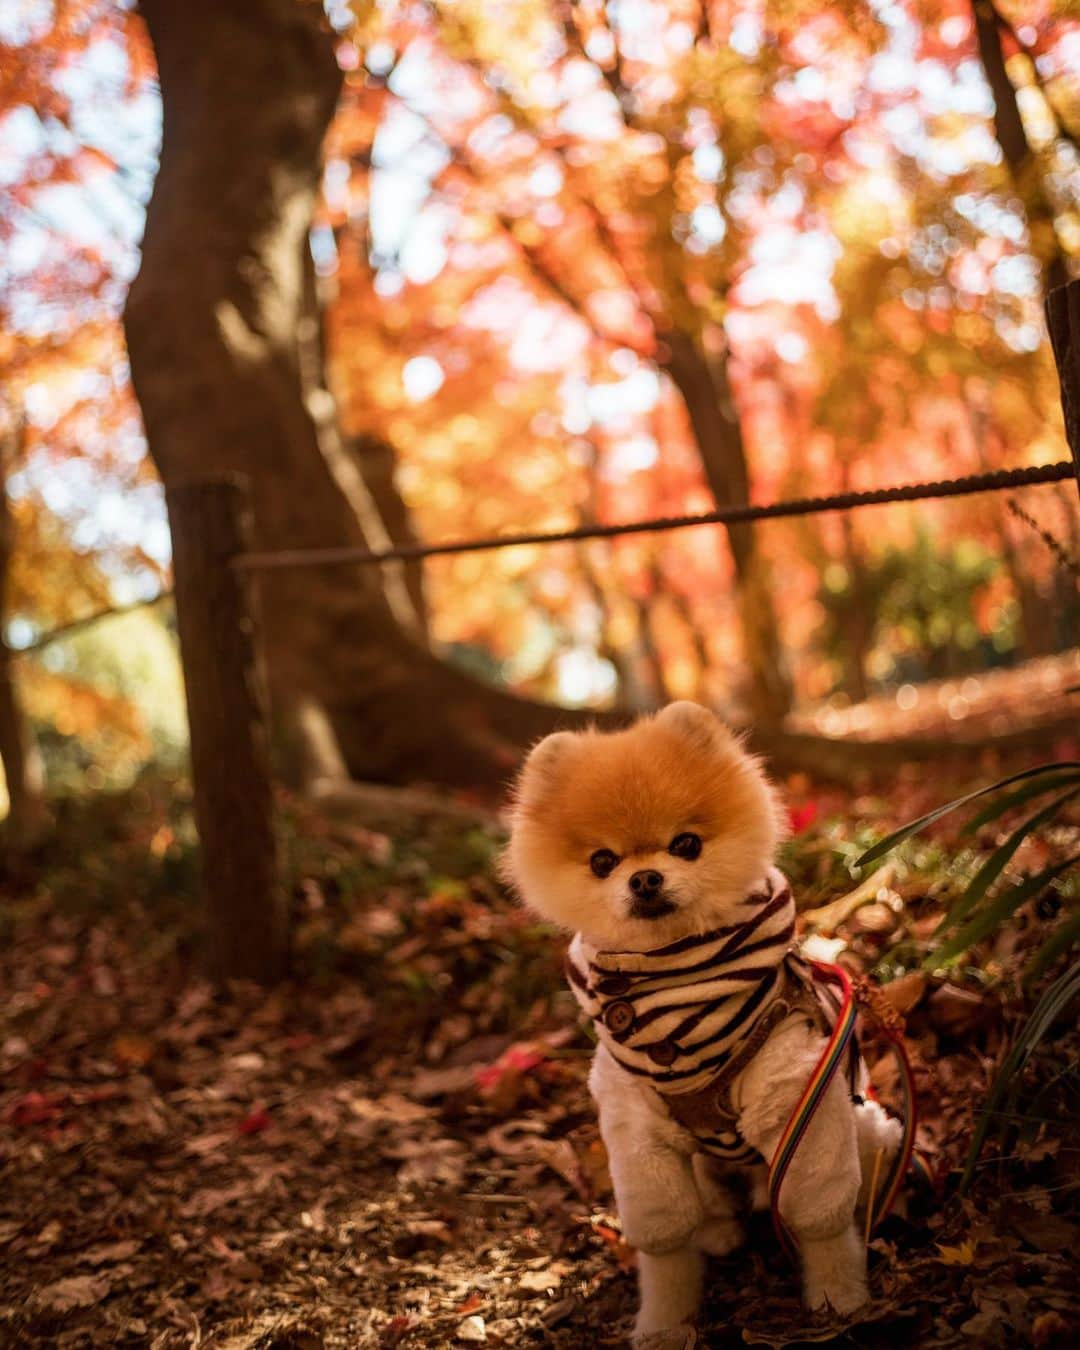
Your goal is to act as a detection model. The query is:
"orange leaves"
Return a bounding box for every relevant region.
[20,664,151,769]
[6,494,113,624]
[937,1238,978,1266]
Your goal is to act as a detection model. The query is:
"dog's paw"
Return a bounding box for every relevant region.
[803,1267,868,1318]
[632,1323,698,1349]
[801,1225,868,1318]
[695,1216,745,1257]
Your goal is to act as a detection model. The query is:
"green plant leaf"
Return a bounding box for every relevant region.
[855,763,1080,868]
[936,787,1080,936]
[926,852,1080,970]
[1024,911,1080,989]
[961,768,1080,836]
[961,959,1080,1191]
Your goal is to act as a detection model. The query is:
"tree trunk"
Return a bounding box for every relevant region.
[972,0,1068,293]
[663,331,793,724]
[0,423,46,847]
[299,254,428,643]
[124,0,582,791]
[348,431,428,641]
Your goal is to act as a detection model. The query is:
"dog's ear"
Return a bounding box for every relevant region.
[514,731,578,801]
[656,700,726,750]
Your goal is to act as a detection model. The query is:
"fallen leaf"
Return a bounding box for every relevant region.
[409,1063,478,1099]
[517,1267,562,1295]
[475,1043,546,1095]
[937,1238,978,1265]
[879,971,927,1014]
[396,1138,467,1189]
[32,1274,110,1314]
[540,1297,577,1327]
[381,1315,415,1346]
[928,983,995,1037]
[32,1220,62,1249]
[8,1092,64,1127]
[1006,1205,1076,1253]
[455,1315,486,1344]
[530,1138,586,1197]
[228,1052,265,1072]
[236,1106,272,1135]
[1032,1311,1069,1348]
[79,1240,141,1266]
[788,802,819,834]
[959,1304,1008,1340]
[110,1033,154,1067]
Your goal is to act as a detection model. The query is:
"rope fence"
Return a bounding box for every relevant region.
[9,458,1076,655]
[232,460,1078,572]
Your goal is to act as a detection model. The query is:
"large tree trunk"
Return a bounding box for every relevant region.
[299,254,429,644]
[124,0,578,791]
[664,332,793,724]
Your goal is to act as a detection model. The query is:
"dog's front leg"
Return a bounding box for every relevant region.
[734,1019,868,1317]
[591,1050,703,1343]
[610,1128,704,1342]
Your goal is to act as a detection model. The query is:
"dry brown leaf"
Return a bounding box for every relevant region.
[879,971,928,1014]
[78,1240,141,1266]
[31,1273,111,1314]
[517,1267,563,1295]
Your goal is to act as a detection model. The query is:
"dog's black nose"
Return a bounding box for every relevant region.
[629,869,664,896]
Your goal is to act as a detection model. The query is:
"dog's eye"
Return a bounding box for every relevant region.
[589,849,620,878]
[668,832,702,861]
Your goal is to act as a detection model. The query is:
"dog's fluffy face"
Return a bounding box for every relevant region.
[503,702,785,951]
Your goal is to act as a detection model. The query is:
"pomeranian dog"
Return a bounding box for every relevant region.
[504,702,899,1346]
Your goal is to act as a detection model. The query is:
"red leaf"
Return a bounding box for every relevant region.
[236,1107,271,1135]
[8,1092,65,1127]
[788,802,819,834]
[474,1044,546,1093]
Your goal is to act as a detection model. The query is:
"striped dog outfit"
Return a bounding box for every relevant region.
[566,868,841,1162]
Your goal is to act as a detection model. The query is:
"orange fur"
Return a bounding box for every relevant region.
[503,703,786,951]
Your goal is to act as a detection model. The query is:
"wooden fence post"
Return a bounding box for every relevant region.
[166,474,286,983]
[1045,279,1080,504]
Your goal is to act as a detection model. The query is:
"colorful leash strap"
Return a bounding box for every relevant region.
[767,960,918,1259]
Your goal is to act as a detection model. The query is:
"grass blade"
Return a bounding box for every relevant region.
[855,763,1080,868]
[961,960,1080,1190]
[936,787,1080,936]
[926,852,1080,970]
[961,769,1080,836]
[1024,911,1080,989]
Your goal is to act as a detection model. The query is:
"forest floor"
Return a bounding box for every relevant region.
[1,743,1078,1350]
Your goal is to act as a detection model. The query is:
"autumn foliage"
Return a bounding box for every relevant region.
[0,0,1078,786]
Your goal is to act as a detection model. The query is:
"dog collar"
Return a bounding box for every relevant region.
[565,868,796,1103]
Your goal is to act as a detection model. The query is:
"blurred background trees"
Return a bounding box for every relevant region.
[0,0,1077,806]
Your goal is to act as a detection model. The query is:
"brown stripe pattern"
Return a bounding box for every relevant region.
[567,869,797,1159]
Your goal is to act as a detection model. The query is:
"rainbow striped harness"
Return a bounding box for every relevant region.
[566,868,916,1251]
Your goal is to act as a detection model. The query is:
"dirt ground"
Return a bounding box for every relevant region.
[1,761,1077,1349]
